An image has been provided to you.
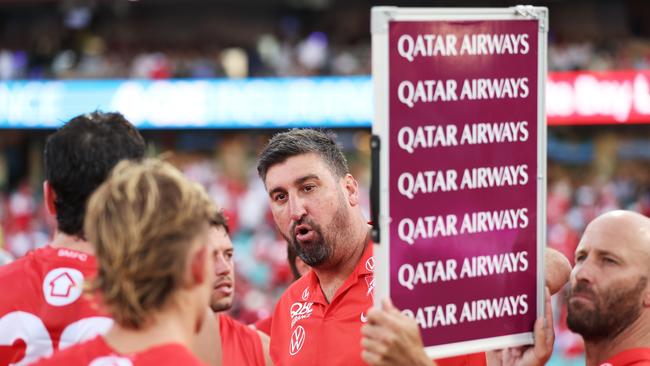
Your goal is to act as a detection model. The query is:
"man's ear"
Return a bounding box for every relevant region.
[643,283,650,308]
[190,245,209,286]
[43,181,57,216]
[343,174,359,206]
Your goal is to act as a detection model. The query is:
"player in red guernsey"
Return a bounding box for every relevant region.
[193,213,272,366]
[0,112,145,366]
[33,159,219,366]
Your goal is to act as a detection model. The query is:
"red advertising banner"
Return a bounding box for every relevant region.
[372,6,547,358]
[547,70,650,125]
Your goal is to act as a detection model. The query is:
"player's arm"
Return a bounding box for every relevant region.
[256,330,274,366]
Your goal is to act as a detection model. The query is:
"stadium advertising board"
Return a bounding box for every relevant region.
[371,6,547,358]
[1,71,650,128]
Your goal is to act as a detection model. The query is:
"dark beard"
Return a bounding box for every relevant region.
[286,194,351,268]
[289,218,331,267]
[566,276,647,341]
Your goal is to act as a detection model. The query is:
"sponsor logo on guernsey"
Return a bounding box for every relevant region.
[42,268,84,306]
[365,275,376,297]
[89,356,133,366]
[290,301,313,327]
[289,325,306,356]
[360,312,369,323]
[301,287,310,301]
[57,248,88,262]
[365,257,375,272]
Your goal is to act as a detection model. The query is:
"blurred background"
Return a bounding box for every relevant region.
[0,0,649,365]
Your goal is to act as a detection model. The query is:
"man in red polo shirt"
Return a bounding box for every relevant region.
[256,129,492,366]
[257,129,570,366]
[565,210,650,366]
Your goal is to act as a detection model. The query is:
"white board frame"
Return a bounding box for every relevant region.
[371,5,548,359]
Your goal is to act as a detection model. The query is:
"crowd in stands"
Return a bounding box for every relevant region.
[1,3,649,365]
[3,35,650,80]
[2,6,650,81]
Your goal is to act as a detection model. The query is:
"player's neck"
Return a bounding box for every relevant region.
[104,308,196,354]
[584,313,650,366]
[50,231,95,255]
[192,309,223,366]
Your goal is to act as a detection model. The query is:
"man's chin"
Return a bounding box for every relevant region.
[210,299,233,313]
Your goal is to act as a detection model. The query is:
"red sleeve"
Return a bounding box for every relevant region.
[436,352,487,366]
[220,314,266,366]
[253,316,272,336]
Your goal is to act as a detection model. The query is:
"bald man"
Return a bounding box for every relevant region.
[566,210,650,366]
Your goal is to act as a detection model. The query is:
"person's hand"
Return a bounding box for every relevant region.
[360,298,435,366]
[487,287,555,366]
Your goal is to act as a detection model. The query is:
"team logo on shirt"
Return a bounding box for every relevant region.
[289,325,306,356]
[290,301,313,327]
[89,356,133,366]
[360,312,369,323]
[42,267,85,306]
[365,275,375,297]
[365,257,375,272]
[301,287,310,301]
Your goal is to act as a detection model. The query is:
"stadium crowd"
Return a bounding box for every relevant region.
[1,1,650,365]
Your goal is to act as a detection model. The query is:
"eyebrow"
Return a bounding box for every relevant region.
[594,249,622,261]
[575,248,622,261]
[268,174,321,197]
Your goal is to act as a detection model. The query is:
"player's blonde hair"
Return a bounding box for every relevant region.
[84,158,217,328]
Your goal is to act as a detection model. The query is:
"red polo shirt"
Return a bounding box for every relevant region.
[220,314,265,366]
[269,243,486,366]
[600,348,650,366]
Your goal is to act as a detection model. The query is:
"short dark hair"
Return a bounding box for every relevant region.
[256,129,349,182]
[210,210,230,234]
[44,111,145,237]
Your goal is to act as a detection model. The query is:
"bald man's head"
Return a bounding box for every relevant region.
[566,210,650,341]
[587,210,650,261]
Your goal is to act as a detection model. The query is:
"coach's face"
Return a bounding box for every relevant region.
[264,153,354,268]
[566,212,650,341]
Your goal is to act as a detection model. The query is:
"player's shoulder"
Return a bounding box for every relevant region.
[138,343,206,365]
[219,313,258,339]
[30,336,106,365]
[0,249,41,309]
[0,252,30,279]
[0,246,94,276]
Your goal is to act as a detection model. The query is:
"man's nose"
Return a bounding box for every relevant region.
[289,195,307,222]
[214,255,231,276]
[572,260,594,285]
